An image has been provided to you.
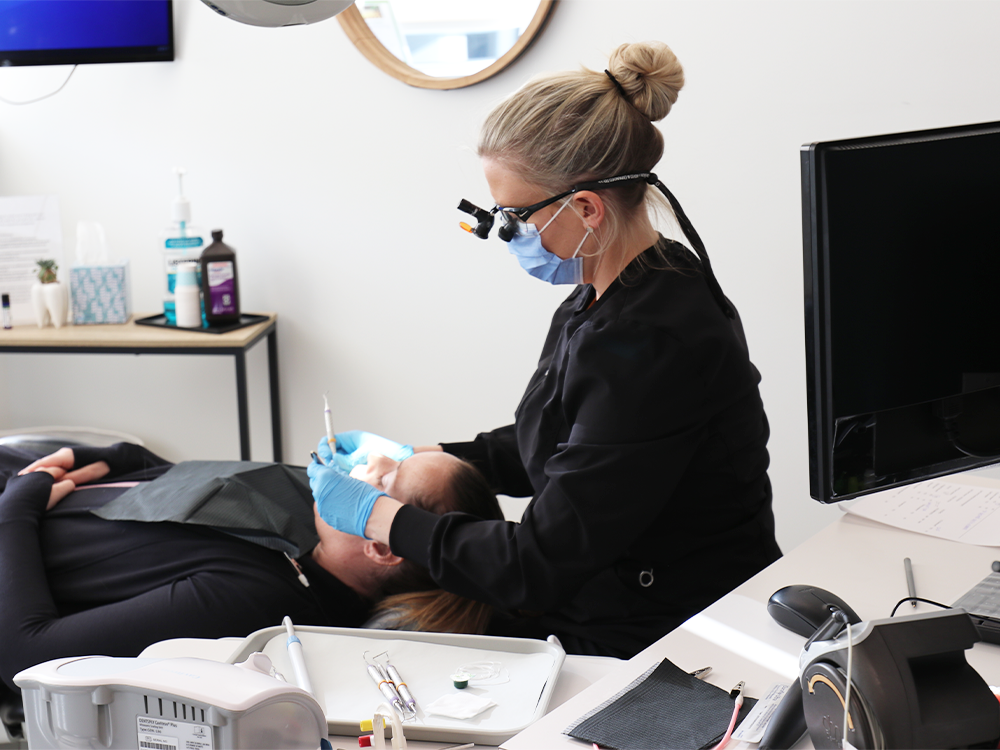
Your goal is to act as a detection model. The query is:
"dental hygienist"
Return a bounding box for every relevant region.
[309,40,781,658]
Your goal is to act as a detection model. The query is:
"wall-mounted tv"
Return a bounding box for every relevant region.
[0,0,174,67]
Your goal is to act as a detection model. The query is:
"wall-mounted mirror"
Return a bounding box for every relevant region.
[338,1,557,90]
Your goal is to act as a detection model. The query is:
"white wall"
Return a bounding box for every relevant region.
[2,0,999,553]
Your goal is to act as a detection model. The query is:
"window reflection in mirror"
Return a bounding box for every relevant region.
[355,0,542,79]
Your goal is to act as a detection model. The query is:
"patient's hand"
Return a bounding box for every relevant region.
[32,467,76,509]
[19,448,110,493]
[20,447,75,478]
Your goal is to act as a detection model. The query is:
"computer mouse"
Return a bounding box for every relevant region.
[767,584,862,638]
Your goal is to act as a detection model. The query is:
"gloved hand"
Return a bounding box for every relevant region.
[307,457,387,538]
[316,430,414,470]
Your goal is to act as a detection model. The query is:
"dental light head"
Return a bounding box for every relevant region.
[201,0,354,28]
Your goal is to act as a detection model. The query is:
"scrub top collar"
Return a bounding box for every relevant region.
[571,235,681,315]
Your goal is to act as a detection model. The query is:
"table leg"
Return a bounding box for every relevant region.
[235,350,250,460]
[267,328,283,463]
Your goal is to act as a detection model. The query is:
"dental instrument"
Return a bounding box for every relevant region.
[364,653,405,716]
[283,616,314,696]
[324,393,336,453]
[383,658,417,714]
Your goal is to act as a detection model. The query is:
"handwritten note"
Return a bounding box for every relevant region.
[842,474,1000,547]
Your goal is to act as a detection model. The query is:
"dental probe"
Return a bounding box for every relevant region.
[383,658,417,713]
[364,655,405,716]
[282,616,314,696]
[323,393,336,453]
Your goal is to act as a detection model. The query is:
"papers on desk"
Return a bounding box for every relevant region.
[841,474,1000,546]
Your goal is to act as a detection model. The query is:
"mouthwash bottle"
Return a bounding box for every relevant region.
[159,167,206,325]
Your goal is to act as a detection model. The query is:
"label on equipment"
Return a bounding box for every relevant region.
[731,683,790,743]
[137,716,214,750]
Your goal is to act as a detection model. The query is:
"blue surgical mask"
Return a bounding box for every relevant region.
[506,200,593,285]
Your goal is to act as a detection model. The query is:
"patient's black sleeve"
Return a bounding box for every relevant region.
[72,442,172,481]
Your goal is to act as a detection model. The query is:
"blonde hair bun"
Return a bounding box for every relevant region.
[607,41,684,122]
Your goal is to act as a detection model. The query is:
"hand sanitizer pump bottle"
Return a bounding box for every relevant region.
[160,167,206,325]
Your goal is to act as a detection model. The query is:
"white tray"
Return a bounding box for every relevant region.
[225,626,565,745]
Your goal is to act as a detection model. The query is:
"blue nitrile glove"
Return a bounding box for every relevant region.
[315,436,355,472]
[318,430,414,469]
[307,457,387,539]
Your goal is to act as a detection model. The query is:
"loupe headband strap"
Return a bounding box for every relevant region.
[646,175,736,319]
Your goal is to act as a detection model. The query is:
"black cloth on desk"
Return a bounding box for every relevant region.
[390,239,781,658]
[566,658,758,750]
[0,443,369,691]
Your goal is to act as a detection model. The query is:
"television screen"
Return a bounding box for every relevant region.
[802,121,1000,502]
[0,0,174,66]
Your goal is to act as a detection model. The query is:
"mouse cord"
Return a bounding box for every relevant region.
[842,621,854,749]
[889,596,950,616]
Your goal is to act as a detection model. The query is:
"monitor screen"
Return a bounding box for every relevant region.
[802,121,1000,502]
[0,0,174,66]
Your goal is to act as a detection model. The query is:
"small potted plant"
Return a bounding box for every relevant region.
[31,259,69,328]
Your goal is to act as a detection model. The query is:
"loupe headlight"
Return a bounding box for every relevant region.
[457,199,496,240]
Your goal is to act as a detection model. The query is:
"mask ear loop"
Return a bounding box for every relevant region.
[537,198,572,233]
[648,176,735,318]
[562,198,603,259]
[570,225,595,259]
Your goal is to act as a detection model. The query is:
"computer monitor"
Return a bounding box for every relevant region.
[0,0,174,67]
[802,120,1000,503]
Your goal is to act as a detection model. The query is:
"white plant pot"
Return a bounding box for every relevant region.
[30,283,50,327]
[42,282,69,328]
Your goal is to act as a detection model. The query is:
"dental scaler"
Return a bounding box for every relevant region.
[324,393,336,454]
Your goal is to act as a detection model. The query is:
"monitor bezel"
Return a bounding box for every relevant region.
[802,120,1000,503]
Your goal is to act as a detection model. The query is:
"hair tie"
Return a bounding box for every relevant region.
[604,69,631,101]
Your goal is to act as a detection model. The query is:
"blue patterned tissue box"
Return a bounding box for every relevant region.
[70,262,131,324]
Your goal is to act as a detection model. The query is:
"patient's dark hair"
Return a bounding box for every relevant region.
[373,457,503,634]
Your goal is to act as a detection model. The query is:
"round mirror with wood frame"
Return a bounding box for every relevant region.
[337,1,557,90]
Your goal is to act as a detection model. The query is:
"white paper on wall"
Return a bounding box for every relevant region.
[0,195,63,326]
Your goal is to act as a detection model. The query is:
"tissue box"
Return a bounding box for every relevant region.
[70,261,131,324]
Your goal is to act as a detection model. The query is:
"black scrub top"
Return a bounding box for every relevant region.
[391,239,781,657]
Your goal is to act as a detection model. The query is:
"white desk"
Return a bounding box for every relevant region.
[502,508,1000,749]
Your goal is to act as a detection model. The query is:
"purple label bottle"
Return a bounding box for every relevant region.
[200,229,241,324]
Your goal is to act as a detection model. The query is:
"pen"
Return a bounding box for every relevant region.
[283,616,314,696]
[310,450,324,465]
[904,557,917,608]
[323,393,336,453]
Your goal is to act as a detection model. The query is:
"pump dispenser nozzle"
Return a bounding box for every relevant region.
[172,166,192,230]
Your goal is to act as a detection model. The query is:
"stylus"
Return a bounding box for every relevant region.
[904,557,917,608]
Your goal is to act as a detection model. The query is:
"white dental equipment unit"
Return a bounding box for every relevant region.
[14,652,327,750]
